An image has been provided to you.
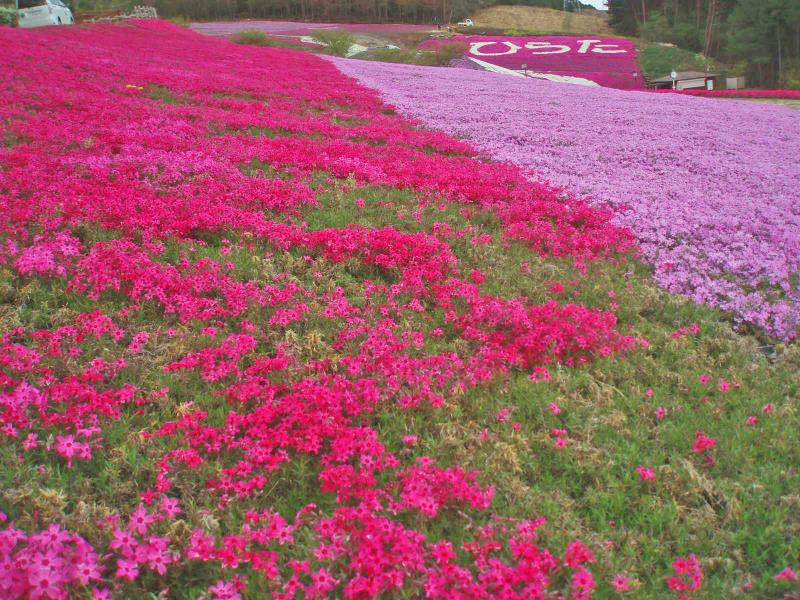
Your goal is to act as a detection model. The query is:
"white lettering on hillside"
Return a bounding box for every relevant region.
[524,41,570,54]
[469,41,521,56]
[576,39,600,53]
[577,39,627,54]
[468,39,627,58]
[591,43,627,53]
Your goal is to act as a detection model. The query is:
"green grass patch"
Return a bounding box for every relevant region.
[230,29,271,46]
[311,30,355,57]
[638,42,726,80]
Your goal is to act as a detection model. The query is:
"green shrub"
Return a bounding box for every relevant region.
[638,43,720,80]
[781,61,800,90]
[311,30,355,57]
[639,13,671,43]
[671,22,703,51]
[413,41,468,66]
[168,15,192,28]
[230,29,271,46]
[413,51,439,66]
[229,31,320,52]
[640,14,703,52]
[0,6,18,27]
[431,41,468,64]
[373,47,416,64]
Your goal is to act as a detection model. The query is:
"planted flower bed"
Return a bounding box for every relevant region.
[191,20,432,38]
[332,57,800,340]
[657,88,800,99]
[0,20,635,599]
[1,20,799,600]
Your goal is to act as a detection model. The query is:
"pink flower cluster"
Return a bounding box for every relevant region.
[654,88,800,100]
[665,554,703,596]
[0,519,103,599]
[0,313,137,468]
[0,498,185,598]
[331,57,800,339]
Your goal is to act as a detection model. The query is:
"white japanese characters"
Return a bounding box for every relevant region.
[468,39,627,57]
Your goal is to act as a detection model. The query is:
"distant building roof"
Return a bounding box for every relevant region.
[650,71,719,84]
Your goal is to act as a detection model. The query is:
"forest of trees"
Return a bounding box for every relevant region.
[143,0,596,25]
[149,0,491,23]
[608,0,800,86]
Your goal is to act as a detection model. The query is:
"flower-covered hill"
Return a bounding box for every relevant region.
[422,35,644,89]
[331,57,800,341]
[1,21,799,599]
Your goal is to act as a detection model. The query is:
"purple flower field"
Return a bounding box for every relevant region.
[191,20,432,38]
[331,58,800,340]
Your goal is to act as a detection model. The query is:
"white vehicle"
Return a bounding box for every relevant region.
[458,18,474,27]
[17,0,74,28]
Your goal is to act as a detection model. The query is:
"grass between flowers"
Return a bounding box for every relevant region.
[0,20,798,600]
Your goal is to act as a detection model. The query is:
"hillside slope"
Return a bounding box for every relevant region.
[0,20,798,600]
[472,5,612,35]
